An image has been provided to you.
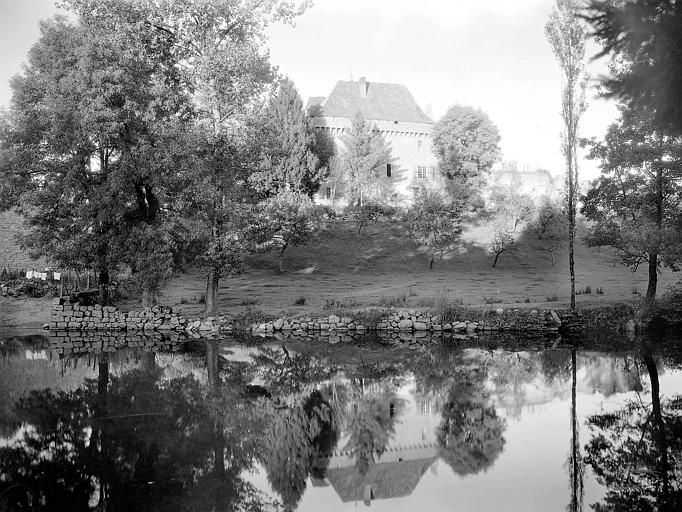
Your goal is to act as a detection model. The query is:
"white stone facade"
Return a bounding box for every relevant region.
[308,79,443,207]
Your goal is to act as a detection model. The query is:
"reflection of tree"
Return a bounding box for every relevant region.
[567,349,584,512]
[585,341,682,512]
[0,343,271,511]
[253,345,338,394]
[259,390,338,511]
[343,390,401,476]
[437,366,506,476]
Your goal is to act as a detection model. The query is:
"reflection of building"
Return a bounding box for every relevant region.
[312,376,442,505]
[308,78,442,205]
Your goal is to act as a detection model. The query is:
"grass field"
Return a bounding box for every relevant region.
[152,218,680,319]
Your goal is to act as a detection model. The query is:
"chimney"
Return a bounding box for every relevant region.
[358,76,368,97]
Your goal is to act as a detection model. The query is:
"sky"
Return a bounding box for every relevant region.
[0,0,618,179]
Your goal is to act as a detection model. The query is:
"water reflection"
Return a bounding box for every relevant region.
[584,341,682,512]
[0,333,681,511]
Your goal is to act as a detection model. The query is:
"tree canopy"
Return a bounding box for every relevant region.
[338,112,393,206]
[582,104,682,304]
[585,0,682,136]
[431,104,500,205]
[249,78,325,197]
[0,11,186,304]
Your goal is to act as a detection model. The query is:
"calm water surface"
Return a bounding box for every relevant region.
[1,331,681,511]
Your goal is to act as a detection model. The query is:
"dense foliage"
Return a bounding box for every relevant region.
[586,0,682,136]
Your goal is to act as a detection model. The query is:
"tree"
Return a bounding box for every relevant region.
[112,0,310,315]
[338,112,393,206]
[349,202,395,235]
[407,190,465,269]
[249,78,325,197]
[585,0,682,136]
[256,189,324,273]
[582,105,682,306]
[546,0,589,309]
[527,197,568,266]
[431,104,501,208]
[489,226,518,268]
[485,184,533,268]
[0,10,185,305]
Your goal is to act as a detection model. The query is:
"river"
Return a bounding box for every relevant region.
[1,330,681,511]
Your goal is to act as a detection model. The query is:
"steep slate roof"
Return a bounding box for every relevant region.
[314,80,433,124]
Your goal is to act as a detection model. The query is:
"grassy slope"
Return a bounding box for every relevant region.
[160,219,679,319]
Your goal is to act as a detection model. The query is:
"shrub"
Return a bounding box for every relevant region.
[378,293,406,307]
[294,296,306,305]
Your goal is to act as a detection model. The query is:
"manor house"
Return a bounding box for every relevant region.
[307,78,442,206]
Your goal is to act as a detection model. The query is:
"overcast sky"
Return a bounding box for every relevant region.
[1,0,618,178]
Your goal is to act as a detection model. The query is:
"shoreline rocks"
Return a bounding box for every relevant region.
[250,307,562,336]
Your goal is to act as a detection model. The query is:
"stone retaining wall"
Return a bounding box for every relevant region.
[50,297,188,332]
[251,307,562,336]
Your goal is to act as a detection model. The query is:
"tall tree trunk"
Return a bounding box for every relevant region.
[205,268,219,316]
[142,287,159,308]
[645,163,664,307]
[568,154,577,309]
[98,266,109,306]
[493,251,501,268]
[645,252,658,306]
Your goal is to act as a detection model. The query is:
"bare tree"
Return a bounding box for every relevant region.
[545,0,588,309]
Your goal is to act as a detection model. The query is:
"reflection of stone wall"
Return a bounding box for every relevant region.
[48,331,187,355]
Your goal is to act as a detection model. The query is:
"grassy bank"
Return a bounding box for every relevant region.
[2,219,678,333]
[155,219,678,319]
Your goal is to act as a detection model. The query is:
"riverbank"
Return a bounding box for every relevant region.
[2,221,679,336]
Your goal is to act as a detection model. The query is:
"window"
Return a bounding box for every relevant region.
[386,164,392,177]
[325,187,332,199]
[418,140,423,153]
[416,166,428,179]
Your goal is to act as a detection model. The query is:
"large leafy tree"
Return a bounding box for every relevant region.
[249,78,325,197]
[546,0,589,309]
[0,10,186,305]
[431,104,500,208]
[97,0,310,315]
[582,105,682,305]
[255,189,324,273]
[585,0,682,136]
[407,190,465,269]
[338,112,393,206]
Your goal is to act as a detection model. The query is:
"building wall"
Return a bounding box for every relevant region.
[311,116,443,206]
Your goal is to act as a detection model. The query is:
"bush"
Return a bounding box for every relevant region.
[347,202,397,234]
